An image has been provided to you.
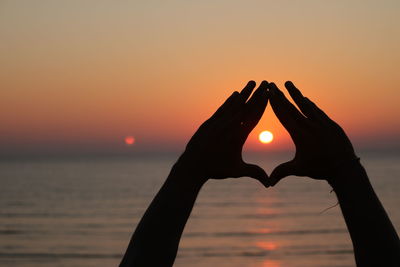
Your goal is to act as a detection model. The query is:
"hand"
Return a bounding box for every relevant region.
[268,81,358,186]
[177,81,270,187]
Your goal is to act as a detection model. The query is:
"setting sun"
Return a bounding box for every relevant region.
[259,131,273,144]
[125,136,135,146]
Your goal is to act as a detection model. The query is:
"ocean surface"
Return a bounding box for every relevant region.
[1,151,399,267]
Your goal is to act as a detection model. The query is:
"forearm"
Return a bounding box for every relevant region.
[120,162,206,267]
[329,162,400,267]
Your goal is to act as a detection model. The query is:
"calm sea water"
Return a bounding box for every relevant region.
[0,152,399,267]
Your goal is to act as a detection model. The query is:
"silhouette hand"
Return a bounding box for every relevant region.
[268,81,358,186]
[177,81,270,187]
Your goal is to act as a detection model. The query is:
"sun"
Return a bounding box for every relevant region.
[259,131,273,144]
[125,136,135,146]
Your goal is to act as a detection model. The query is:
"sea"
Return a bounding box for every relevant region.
[1,151,399,267]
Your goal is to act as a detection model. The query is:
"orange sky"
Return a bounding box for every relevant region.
[1,1,399,155]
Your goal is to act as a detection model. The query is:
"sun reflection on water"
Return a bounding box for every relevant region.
[261,260,281,267]
[256,241,278,251]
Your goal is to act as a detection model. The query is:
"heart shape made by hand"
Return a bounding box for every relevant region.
[179,80,358,188]
[266,81,358,187]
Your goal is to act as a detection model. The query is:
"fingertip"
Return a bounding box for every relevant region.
[260,81,269,95]
[284,81,294,88]
[259,177,271,188]
[270,175,284,187]
[269,82,280,91]
[268,82,275,91]
[270,179,279,187]
[233,91,240,96]
[247,80,256,87]
[269,161,295,186]
[247,81,268,100]
[240,81,257,101]
[268,176,277,187]
[242,163,269,185]
[225,91,239,103]
[260,80,269,90]
[268,82,282,96]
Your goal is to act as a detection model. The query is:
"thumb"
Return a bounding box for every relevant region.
[239,163,270,188]
[269,161,296,186]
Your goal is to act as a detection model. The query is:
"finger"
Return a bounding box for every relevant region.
[189,90,243,147]
[222,108,244,131]
[269,161,296,186]
[284,81,318,119]
[211,81,257,133]
[209,91,240,121]
[219,82,258,131]
[224,81,257,118]
[304,97,336,124]
[269,82,305,134]
[223,81,255,115]
[241,80,269,138]
[245,80,268,106]
[240,80,257,102]
[239,163,270,188]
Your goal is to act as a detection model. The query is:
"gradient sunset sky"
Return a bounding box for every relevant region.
[1,1,399,155]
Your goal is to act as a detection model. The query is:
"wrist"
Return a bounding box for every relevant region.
[327,159,368,190]
[168,158,208,188]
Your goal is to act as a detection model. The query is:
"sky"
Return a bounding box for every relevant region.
[1,0,399,156]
